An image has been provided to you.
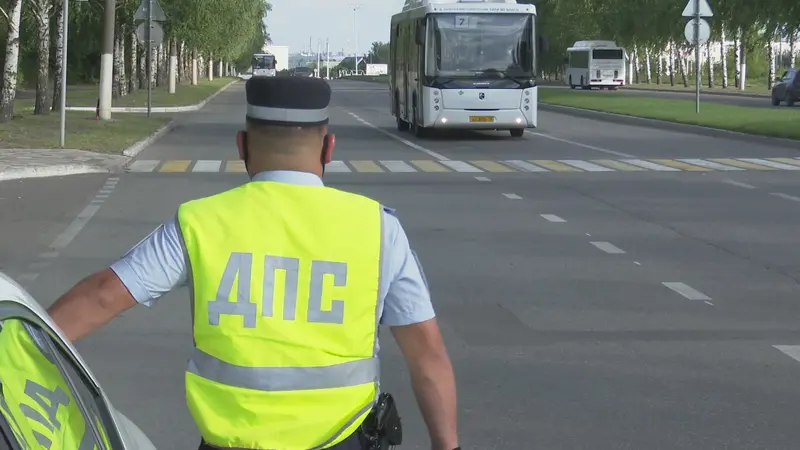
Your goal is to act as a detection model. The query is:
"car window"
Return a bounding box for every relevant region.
[782,70,794,81]
[0,318,116,449]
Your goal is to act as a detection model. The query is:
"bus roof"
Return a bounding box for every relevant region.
[395,0,534,18]
[253,53,274,57]
[567,40,620,51]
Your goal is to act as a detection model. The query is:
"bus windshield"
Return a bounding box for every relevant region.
[430,13,534,77]
[252,55,276,69]
[592,49,623,60]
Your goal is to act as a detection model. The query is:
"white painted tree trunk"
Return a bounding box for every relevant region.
[169,40,177,93]
[192,50,198,85]
[208,58,214,80]
[33,0,52,114]
[219,60,224,77]
[0,0,24,122]
[644,47,651,83]
[738,31,746,90]
[51,2,64,111]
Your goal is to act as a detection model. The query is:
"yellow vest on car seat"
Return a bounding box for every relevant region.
[178,180,382,449]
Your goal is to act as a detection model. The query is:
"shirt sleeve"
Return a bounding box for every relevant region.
[380,210,436,326]
[109,218,188,307]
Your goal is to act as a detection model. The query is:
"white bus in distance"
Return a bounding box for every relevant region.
[252,53,277,76]
[390,0,547,138]
[565,41,626,89]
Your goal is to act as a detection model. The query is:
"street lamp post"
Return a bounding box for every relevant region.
[353,4,362,75]
[59,0,69,146]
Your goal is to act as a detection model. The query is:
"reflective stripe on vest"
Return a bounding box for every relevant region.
[178,181,383,449]
[0,319,110,449]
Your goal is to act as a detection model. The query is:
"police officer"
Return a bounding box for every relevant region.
[46,76,460,450]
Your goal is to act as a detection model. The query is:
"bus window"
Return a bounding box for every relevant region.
[592,49,623,60]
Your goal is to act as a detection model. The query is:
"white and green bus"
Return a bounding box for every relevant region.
[252,53,277,77]
[565,40,626,89]
[389,0,546,138]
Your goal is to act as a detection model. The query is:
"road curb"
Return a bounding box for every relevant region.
[539,103,800,149]
[122,120,176,157]
[63,79,239,113]
[0,163,121,182]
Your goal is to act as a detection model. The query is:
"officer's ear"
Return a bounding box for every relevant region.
[321,133,335,163]
[236,130,247,161]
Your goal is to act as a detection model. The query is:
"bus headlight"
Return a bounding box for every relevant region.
[525,98,530,103]
[524,90,530,96]
[434,98,439,103]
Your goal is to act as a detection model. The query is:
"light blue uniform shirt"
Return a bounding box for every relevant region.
[110,170,435,327]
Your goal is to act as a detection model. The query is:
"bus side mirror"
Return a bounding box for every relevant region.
[415,27,425,45]
[537,35,549,53]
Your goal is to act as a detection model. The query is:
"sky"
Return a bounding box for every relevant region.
[267,0,405,54]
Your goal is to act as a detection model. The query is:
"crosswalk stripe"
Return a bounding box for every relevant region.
[225,161,246,172]
[710,158,775,170]
[410,160,449,172]
[160,160,192,172]
[380,160,415,172]
[350,160,383,172]
[738,158,800,170]
[591,159,645,171]
[678,159,742,170]
[768,158,800,167]
[559,160,614,171]
[505,160,547,172]
[128,160,159,172]
[439,160,482,172]
[529,160,580,172]
[326,160,351,172]
[469,160,515,172]
[193,160,222,172]
[622,159,680,171]
[650,159,709,171]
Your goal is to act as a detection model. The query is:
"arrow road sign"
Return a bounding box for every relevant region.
[135,0,166,21]
[684,18,711,45]
[682,0,713,17]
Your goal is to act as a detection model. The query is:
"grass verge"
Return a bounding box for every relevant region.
[539,89,800,140]
[16,77,237,109]
[0,111,171,153]
[625,82,770,96]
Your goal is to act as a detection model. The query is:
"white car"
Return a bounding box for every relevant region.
[0,271,157,449]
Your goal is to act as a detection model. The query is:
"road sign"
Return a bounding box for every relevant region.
[136,21,164,45]
[681,0,713,17]
[134,0,166,21]
[684,18,710,45]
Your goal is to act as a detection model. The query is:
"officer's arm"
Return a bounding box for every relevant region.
[381,212,459,450]
[47,219,188,341]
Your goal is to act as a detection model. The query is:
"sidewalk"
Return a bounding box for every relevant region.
[0,79,239,182]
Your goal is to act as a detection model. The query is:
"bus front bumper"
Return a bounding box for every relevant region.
[427,109,534,129]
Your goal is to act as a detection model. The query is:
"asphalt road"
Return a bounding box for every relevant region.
[4,79,800,448]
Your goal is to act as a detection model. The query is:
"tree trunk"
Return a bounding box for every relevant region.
[790,30,796,68]
[208,58,214,80]
[129,31,138,92]
[768,38,775,89]
[706,40,714,88]
[113,30,121,96]
[34,0,53,114]
[733,29,741,87]
[720,28,728,88]
[738,31,746,90]
[679,50,688,87]
[644,47,651,83]
[51,2,64,111]
[0,0,24,122]
[169,40,177,93]
[668,42,675,85]
[633,46,640,83]
[192,50,198,85]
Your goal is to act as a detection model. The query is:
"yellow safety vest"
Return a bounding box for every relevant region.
[177,180,382,449]
[0,319,110,449]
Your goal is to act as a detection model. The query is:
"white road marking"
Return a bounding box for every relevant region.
[380,160,416,172]
[738,158,800,170]
[526,131,635,157]
[622,159,680,171]
[345,111,449,160]
[634,261,641,265]
[721,179,756,189]
[704,301,714,306]
[770,192,800,202]
[474,176,491,182]
[127,160,159,172]
[559,160,614,172]
[678,159,743,171]
[590,241,625,254]
[540,214,565,222]
[50,204,101,249]
[192,160,222,172]
[662,282,711,300]
[18,273,38,281]
[439,160,482,172]
[39,252,59,258]
[502,193,522,199]
[774,345,800,363]
[503,160,547,172]
[325,160,350,172]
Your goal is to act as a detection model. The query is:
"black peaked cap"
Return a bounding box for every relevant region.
[245,76,331,126]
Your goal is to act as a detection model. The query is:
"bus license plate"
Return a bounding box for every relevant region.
[469,116,494,122]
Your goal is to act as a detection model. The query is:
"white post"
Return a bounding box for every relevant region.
[317,39,321,77]
[353,4,362,74]
[59,0,69,146]
[326,39,330,79]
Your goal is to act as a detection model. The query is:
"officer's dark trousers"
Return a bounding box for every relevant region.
[197,431,365,450]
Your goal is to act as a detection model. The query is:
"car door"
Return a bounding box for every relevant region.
[0,271,156,449]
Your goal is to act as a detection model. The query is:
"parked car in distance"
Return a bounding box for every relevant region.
[771,68,798,106]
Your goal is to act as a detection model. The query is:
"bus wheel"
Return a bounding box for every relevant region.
[580,76,590,90]
[569,76,575,89]
[412,104,427,138]
[396,115,409,131]
[510,129,524,137]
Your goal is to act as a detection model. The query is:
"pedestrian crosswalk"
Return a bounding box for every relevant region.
[126,157,800,174]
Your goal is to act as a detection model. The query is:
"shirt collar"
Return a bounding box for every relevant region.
[250,170,324,186]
